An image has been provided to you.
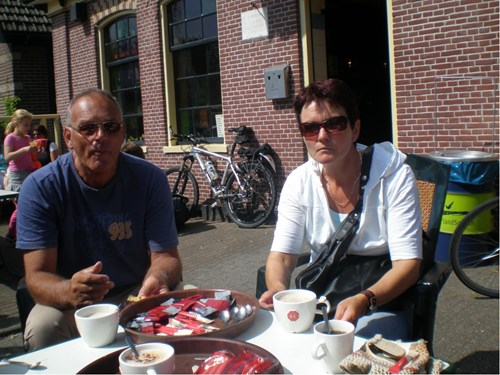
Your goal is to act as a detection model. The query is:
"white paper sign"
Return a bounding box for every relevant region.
[241,7,268,40]
[215,114,224,137]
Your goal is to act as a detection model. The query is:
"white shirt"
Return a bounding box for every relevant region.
[271,142,422,262]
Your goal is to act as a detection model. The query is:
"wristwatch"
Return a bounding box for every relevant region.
[360,289,377,314]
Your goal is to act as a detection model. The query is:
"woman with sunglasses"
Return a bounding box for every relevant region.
[258,79,422,340]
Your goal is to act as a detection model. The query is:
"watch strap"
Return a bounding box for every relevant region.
[360,289,377,314]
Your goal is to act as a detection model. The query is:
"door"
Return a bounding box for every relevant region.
[319,0,392,145]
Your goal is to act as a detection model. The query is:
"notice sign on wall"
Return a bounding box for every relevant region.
[241,7,268,40]
[215,114,224,138]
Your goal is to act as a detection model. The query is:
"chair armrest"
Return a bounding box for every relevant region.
[256,265,267,299]
[16,277,35,339]
[255,252,310,298]
[412,261,451,355]
[416,262,451,302]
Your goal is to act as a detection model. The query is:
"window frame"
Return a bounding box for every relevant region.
[160,0,226,153]
[97,11,144,143]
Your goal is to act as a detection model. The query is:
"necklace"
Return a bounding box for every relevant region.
[322,152,362,208]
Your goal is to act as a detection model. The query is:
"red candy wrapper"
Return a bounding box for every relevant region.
[127,293,234,336]
[195,350,274,374]
[195,351,234,374]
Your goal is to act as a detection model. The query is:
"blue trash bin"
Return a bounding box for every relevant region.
[428,151,499,262]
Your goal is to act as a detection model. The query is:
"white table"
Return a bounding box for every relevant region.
[0,189,19,200]
[0,309,364,374]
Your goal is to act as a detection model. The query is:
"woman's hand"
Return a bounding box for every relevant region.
[334,294,368,325]
[259,251,299,309]
[258,289,283,310]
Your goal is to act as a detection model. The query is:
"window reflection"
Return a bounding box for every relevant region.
[168,0,221,140]
[203,14,217,38]
[186,19,202,42]
[185,0,201,19]
[104,15,143,141]
[202,0,216,14]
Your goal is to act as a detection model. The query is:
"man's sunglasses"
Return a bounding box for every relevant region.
[299,116,349,138]
[70,122,122,137]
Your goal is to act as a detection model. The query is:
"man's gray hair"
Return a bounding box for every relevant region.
[65,88,123,127]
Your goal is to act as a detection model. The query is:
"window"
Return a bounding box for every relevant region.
[104,16,143,141]
[168,0,222,142]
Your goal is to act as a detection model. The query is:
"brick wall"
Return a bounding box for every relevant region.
[392,0,499,155]
[136,0,168,167]
[0,43,15,116]
[11,43,53,114]
[0,39,53,115]
[217,0,306,187]
[52,12,73,124]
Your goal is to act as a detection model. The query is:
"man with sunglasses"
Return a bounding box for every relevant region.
[16,88,183,351]
[259,79,421,340]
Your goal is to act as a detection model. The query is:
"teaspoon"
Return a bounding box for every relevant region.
[235,307,247,322]
[218,310,230,327]
[125,333,140,357]
[321,305,331,334]
[230,306,239,322]
[1,359,42,369]
[244,304,253,317]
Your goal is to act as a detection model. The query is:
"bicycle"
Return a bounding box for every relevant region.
[449,196,499,298]
[166,126,278,228]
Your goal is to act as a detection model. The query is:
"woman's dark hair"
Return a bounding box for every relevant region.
[293,79,360,128]
[34,124,49,138]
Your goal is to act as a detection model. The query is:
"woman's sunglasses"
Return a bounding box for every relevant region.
[299,116,349,138]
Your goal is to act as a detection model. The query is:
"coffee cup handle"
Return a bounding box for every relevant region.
[315,296,331,314]
[147,369,157,375]
[311,341,327,360]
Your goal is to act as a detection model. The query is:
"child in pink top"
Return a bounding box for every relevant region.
[3,109,37,239]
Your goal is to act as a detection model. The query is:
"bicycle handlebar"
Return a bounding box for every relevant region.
[171,133,208,146]
[171,126,249,146]
[228,126,248,134]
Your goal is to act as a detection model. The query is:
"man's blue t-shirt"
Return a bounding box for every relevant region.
[16,152,179,291]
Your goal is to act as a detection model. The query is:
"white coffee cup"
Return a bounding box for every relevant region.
[273,289,331,333]
[311,319,355,373]
[119,342,175,375]
[74,303,119,348]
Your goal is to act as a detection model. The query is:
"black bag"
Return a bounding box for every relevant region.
[301,253,394,314]
[295,146,400,312]
[172,194,190,230]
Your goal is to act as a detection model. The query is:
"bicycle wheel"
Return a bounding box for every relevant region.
[450,197,499,298]
[165,168,199,214]
[224,161,277,228]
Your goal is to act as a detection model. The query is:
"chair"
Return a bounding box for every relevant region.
[255,153,451,355]
[16,277,35,345]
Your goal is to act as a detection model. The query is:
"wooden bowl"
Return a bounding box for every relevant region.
[119,289,260,344]
[78,337,283,374]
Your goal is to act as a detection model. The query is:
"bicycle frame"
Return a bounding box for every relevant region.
[179,144,244,198]
[169,129,278,228]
